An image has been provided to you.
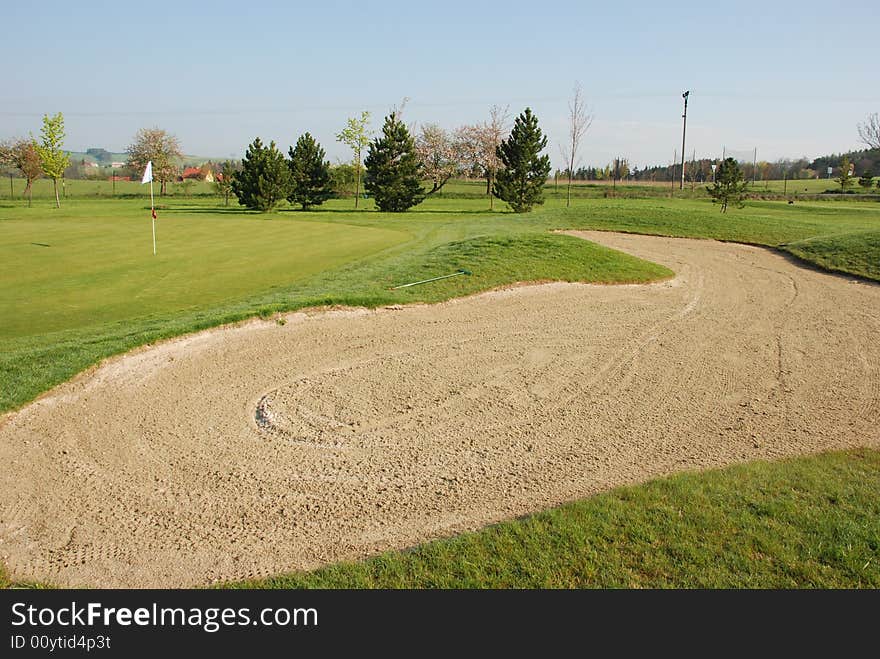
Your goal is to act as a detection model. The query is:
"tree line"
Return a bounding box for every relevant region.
[226,107,551,213]
[6,107,877,207]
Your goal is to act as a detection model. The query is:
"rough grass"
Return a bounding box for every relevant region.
[223,449,880,589]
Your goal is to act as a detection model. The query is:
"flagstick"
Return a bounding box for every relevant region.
[150,179,156,255]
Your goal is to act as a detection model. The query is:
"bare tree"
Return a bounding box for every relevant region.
[858,113,880,150]
[484,105,510,209]
[126,127,182,195]
[1,138,42,207]
[559,82,593,207]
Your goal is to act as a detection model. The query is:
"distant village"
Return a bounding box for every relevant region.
[65,147,223,182]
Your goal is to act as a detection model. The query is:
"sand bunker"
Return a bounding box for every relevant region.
[1,232,878,587]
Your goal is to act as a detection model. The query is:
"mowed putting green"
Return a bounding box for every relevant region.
[0,202,408,339]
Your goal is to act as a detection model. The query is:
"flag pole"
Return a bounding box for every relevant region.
[150,179,156,255]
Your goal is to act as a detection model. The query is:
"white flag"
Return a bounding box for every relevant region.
[141,161,153,184]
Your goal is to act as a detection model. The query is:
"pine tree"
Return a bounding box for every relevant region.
[493,108,551,213]
[288,133,333,210]
[857,169,874,190]
[706,158,748,212]
[364,113,426,212]
[231,138,292,212]
[836,156,854,191]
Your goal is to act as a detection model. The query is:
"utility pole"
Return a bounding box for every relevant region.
[680,90,690,190]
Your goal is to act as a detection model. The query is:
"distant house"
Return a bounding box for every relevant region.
[110,162,126,169]
[180,166,215,182]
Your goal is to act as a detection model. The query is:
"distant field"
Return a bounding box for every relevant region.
[8,176,877,202]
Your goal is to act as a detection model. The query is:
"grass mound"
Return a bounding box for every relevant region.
[784,230,880,280]
[382,233,673,301]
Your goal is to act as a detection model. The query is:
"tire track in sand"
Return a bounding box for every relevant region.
[1,231,879,587]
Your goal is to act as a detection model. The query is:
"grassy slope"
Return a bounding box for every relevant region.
[225,449,880,589]
[784,230,880,280]
[551,198,880,281]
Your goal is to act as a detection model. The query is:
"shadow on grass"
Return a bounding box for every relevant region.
[155,206,506,216]
[153,206,251,214]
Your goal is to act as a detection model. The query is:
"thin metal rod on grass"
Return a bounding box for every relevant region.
[391,269,472,290]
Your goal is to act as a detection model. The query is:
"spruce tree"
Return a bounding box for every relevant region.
[493,107,551,213]
[364,113,426,212]
[288,133,333,210]
[836,156,854,191]
[232,138,292,212]
[706,158,748,212]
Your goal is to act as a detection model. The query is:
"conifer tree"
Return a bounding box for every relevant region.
[836,156,854,191]
[231,138,292,212]
[493,107,551,213]
[706,157,748,212]
[288,133,333,210]
[364,113,426,212]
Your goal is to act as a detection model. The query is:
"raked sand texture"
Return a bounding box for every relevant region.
[1,232,878,587]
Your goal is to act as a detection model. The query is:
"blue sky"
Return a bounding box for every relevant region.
[2,1,878,168]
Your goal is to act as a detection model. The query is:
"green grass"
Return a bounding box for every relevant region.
[0,209,408,338]
[9,176,876,202]
[222,449,880,589]
[785,230,880,280]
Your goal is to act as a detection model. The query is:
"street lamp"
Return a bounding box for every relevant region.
[680,91,689,190]
[711,162,717,183]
